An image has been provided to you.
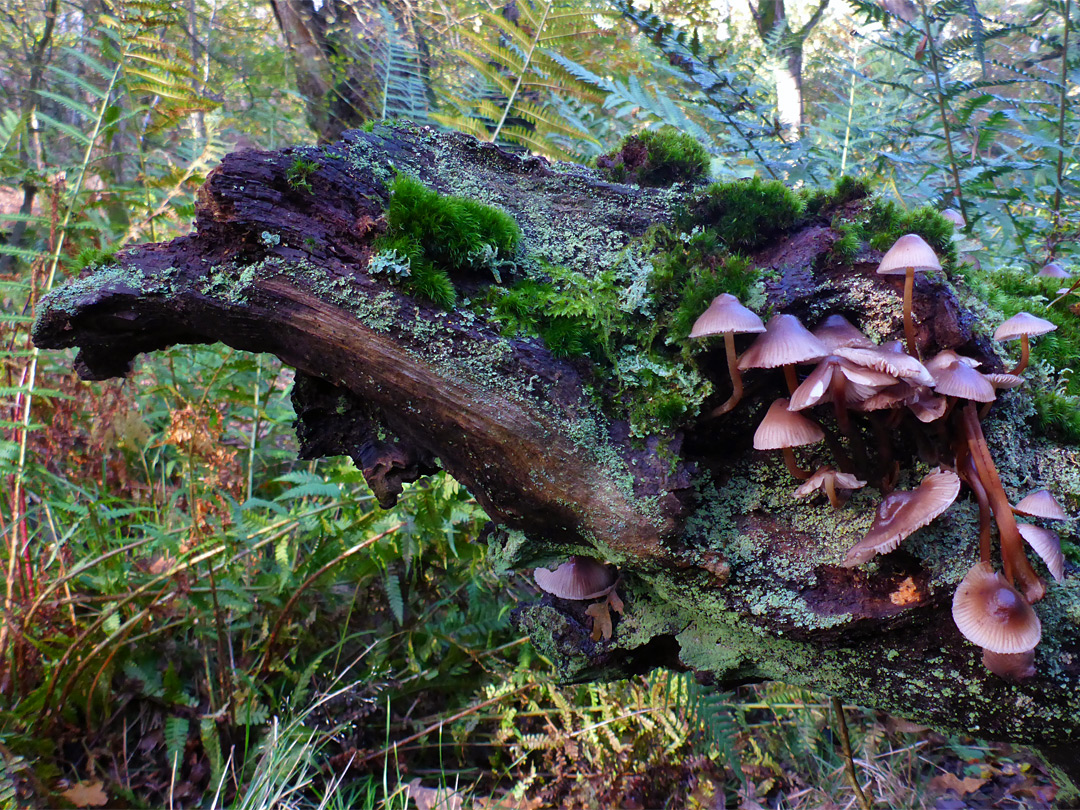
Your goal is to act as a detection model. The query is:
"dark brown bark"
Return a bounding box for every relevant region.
[30,125,1080,784]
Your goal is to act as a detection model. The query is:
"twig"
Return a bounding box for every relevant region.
[832,696,873,810]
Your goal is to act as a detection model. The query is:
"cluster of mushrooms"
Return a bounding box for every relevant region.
[533,232,1072,679]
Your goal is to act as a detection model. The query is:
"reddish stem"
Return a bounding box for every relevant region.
[960,404,1045,602]
[958,449,992,563]
[782,447,812,480]
[711,333,744,417]
[903,269,919,358]
[783,363,799,396]
[1007,335,1031,376]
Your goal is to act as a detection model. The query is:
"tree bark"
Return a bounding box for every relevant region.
[30,124,1080,783]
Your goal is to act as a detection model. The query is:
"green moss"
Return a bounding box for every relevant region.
[597,127,710,188]
[372,174,522,308]
[802,175,870,217]
[862,199,957,264]
[829,222,861,264]
[286,157,318,193]
[679,176,806,250]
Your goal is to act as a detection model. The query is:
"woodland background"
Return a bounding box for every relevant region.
[0,0,1077,806]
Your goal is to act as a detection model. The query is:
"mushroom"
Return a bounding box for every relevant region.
[925,349,996,403]
[812,314,876,352]
[1038,261,1071,278]
[941,209,965,228]
[982,649,1036,682]
[794,466,866,508]
[738,314,829,396]
[534,556,616,600]
[834,342,934,387]
[1013,489,1071,521]
[690,294,767,417]
[1017,524,1065,582]
[993,312,1057,375]
[754,398,825,480]
[841,467,960,566]
[877,234,942,358]
[952,561,1041,654]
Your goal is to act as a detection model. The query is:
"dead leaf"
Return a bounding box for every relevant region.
[61,781,108,807]
[929,772,987,795]
[473,792,543,809]
[607,589,624,614]
[586,601,612,641]
[405,777,464,810]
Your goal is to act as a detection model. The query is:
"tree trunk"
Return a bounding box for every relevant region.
[773,46,803,142]
[31,125,1080,789]
[268,0,428,142]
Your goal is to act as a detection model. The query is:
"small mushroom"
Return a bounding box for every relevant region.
[738,314,829,395]
[534,556,616,600]
[834,342,934,387]
[753,398,825,480]
[1038,261,1071,278]
[842,467,960,566]
[1017,524,1065,582]
[812,314,876,352]
[982,648,1036,682]
[993,312,1057,375]
[793,466,866,508]
[877,234,942,358]
[690,294,767,417]
[925,350,996,403]
[952,561,1041,654]
[1013,489,1071,521]
[941,209,965,228]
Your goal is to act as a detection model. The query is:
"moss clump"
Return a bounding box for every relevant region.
[596,127,711,188]
[286,157,319,193]
[861,200,956,263]
[679,176,806,250]
[802,175,871,217]
[828,222,862,264]
[373,175,522,308]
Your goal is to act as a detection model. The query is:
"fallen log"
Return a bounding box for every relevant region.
[33,123,1080,785]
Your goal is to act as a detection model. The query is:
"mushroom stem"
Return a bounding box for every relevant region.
[960,404,1045,602]
[1007,334,1031,376]
[782,447,812,480]
[959,450,992,563]
[824,475,841,508]
[711,332,744,417]
[903,267,919,358]
[783,363,799,396]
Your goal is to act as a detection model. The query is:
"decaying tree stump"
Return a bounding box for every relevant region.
[32,123,1080,783]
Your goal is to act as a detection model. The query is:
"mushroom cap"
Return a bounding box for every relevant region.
[834,344,934,387]
[993,312,1057,342]
[788,357,896,411]
[753,398,825,450]
[793,467,866,499]
[982,648,1036,682]
[941,209,966,228]
[1014,489,1070,521]
[813,315,876,351]
[952,561,1041,654]
[925,350,996,402]
[737,314,829,370]
[534,556,616,600]
[877,233,942,275]
[842,468,961,566]
[985,373,1025,390]
[689,294,767,339]
[1038,262,1071,278]
[907,390,948,422]
[1017,523,1065,582]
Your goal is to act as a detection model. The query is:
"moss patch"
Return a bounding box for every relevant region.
[372,174,522,308]
[678,176,806,251]
[596,127,710,188]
